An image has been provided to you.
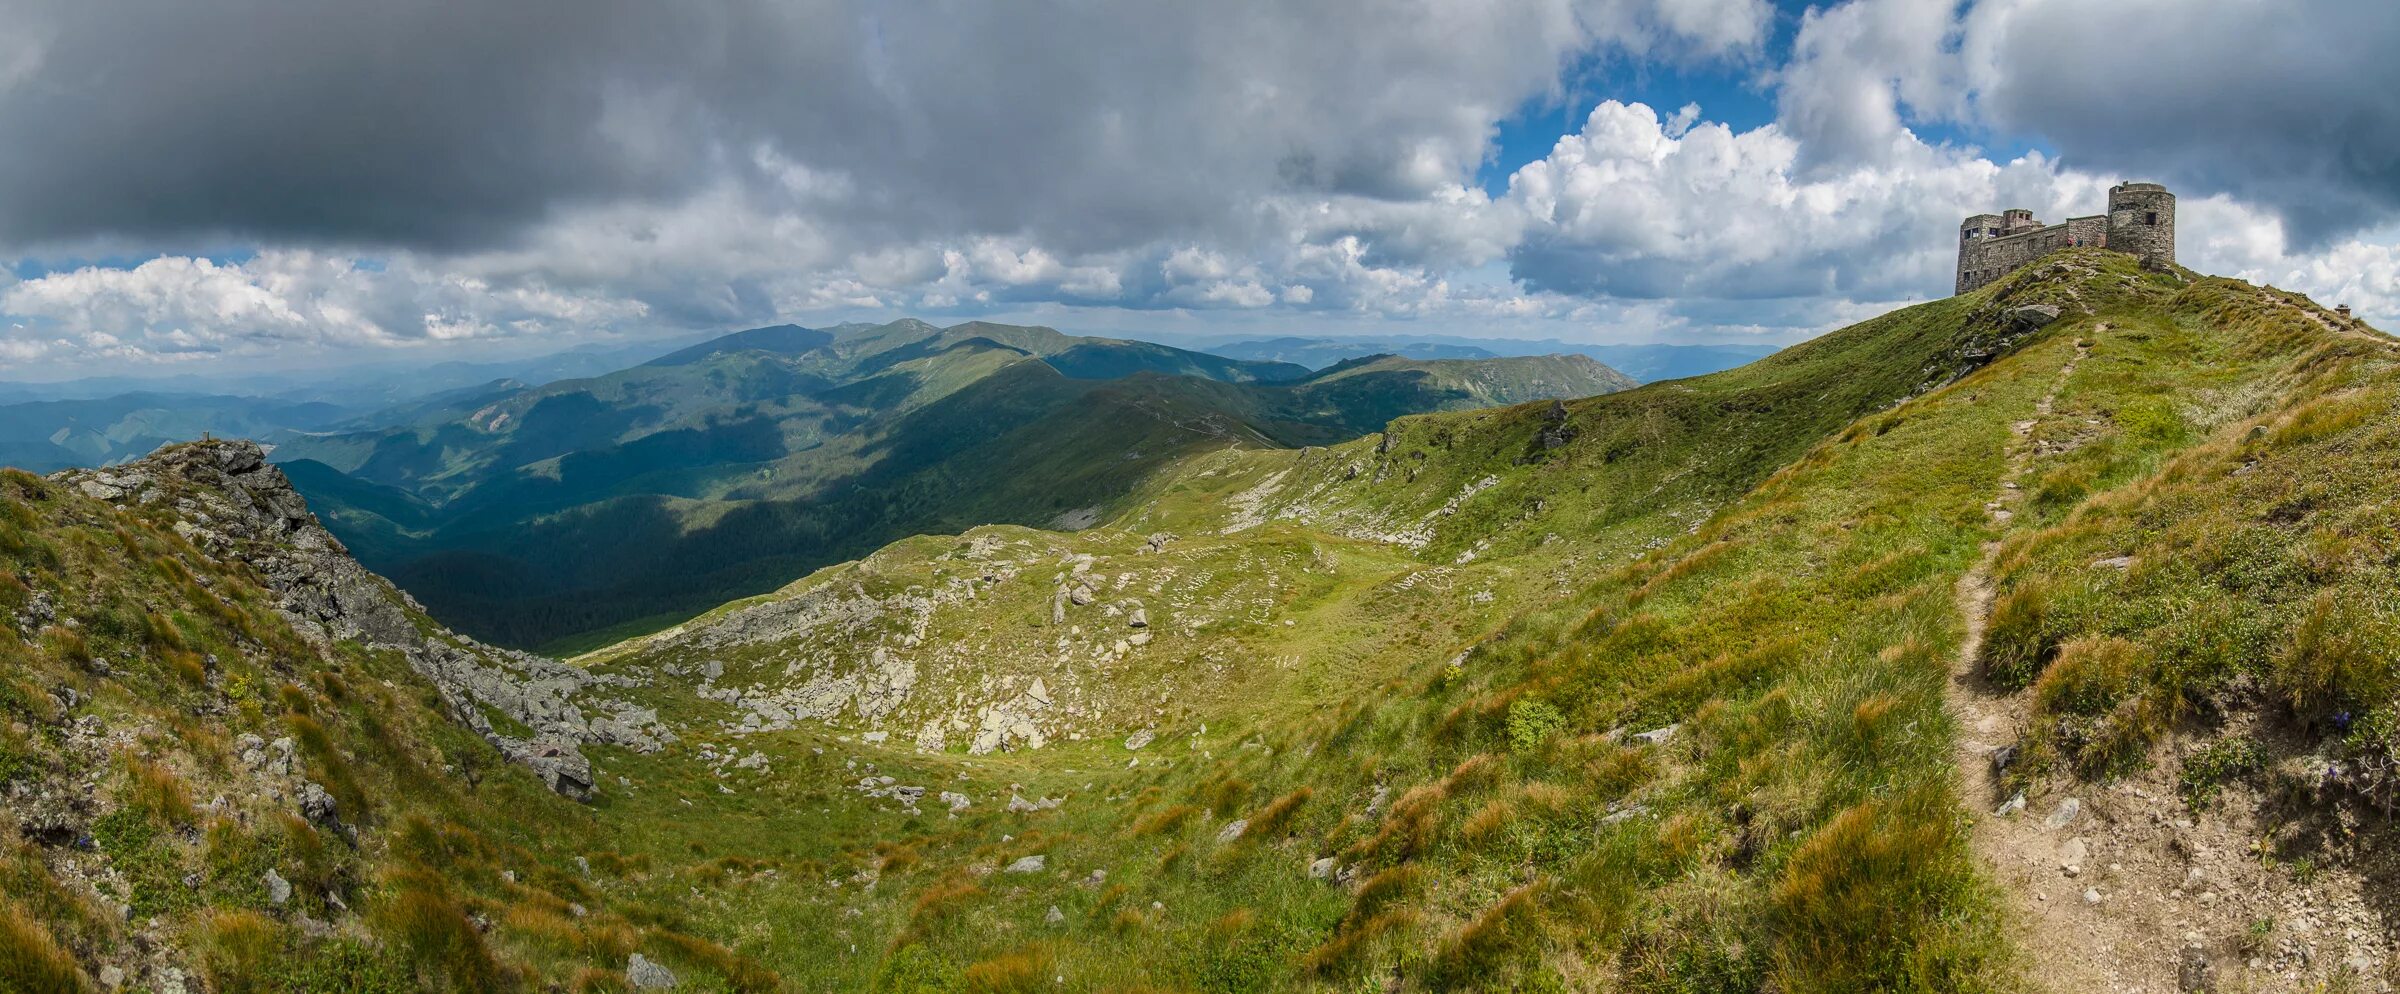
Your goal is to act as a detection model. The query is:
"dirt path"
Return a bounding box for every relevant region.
[1948,334,2136,992]
[1946,324,2396,993]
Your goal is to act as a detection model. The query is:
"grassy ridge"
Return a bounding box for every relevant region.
[0,463,782,992]
[553,250,2347,990]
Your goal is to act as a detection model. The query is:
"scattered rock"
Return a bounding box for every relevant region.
[2178,943,2211,992]
[1124,730,1155,751]
[1989,743,2018,776]
[1631,724,1679,745]
[1308,857,1337,880]
[1005,855,1047,874]
[2042,797,2081,830]
[295,781,339,826]
[1045,905,1065,925]
[263,868,292,906]
[1599,803,1649,825]
[1216,819,1249,843]
[940,791,972,812]
[2004,303,2062,330]
[1995,793,2027,817]
[1127,608,1148,628]
[626,952,678,989]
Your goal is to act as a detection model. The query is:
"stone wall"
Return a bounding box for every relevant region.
[1957,224,2075,294]
[2066,215,2108,249]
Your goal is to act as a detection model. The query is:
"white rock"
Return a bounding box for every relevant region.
[626,953,679,989]
[1005,855,1047,874]
[1632,724,1679,745]
[2043,797,2081,830]
[1216,819,1249,843]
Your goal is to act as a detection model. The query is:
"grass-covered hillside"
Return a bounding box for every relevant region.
[0,446,769,994]
[269,320,1635,653]
[11,250,2394,992]
[559,251,2393,992]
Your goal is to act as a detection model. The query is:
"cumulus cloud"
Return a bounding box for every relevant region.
[1773,0,1961,171]
[0,252,648,363]
[1504,99,2063,301]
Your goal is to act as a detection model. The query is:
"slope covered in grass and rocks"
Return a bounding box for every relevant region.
[1,443,770,993]
[9,249,2397,993]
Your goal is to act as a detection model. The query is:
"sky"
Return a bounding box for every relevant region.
[2,0,2397,378]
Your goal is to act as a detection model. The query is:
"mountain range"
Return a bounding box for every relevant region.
[269,319,1635,651]
[0,392,356,474]
[1194,335,1776,381]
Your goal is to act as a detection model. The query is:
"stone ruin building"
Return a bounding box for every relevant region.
[1956,181,2175,294]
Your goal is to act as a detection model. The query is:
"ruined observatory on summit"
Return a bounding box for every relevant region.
[1955,182,2175,294]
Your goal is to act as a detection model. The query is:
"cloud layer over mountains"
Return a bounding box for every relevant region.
[1,0,2395,370]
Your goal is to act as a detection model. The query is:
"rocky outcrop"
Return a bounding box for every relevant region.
[55,440,668,800]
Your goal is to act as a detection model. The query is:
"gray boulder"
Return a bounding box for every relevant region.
[2003,303,2061,330]
[626,952,678,989]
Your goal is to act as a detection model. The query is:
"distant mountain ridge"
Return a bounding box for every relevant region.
[1200,334,1775,381]
[273,318,1632,650]
[0,392,354,473]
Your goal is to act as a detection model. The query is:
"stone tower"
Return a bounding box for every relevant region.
[2104,182,2175,271]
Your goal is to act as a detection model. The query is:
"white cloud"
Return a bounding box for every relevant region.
[1504,99,2023,300]
[1773,0,1961,171]
[0,252,648,364]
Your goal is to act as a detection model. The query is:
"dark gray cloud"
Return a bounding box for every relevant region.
[1965,0,2400,247]
[0,0,1751,255]
[0,0,738,248]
